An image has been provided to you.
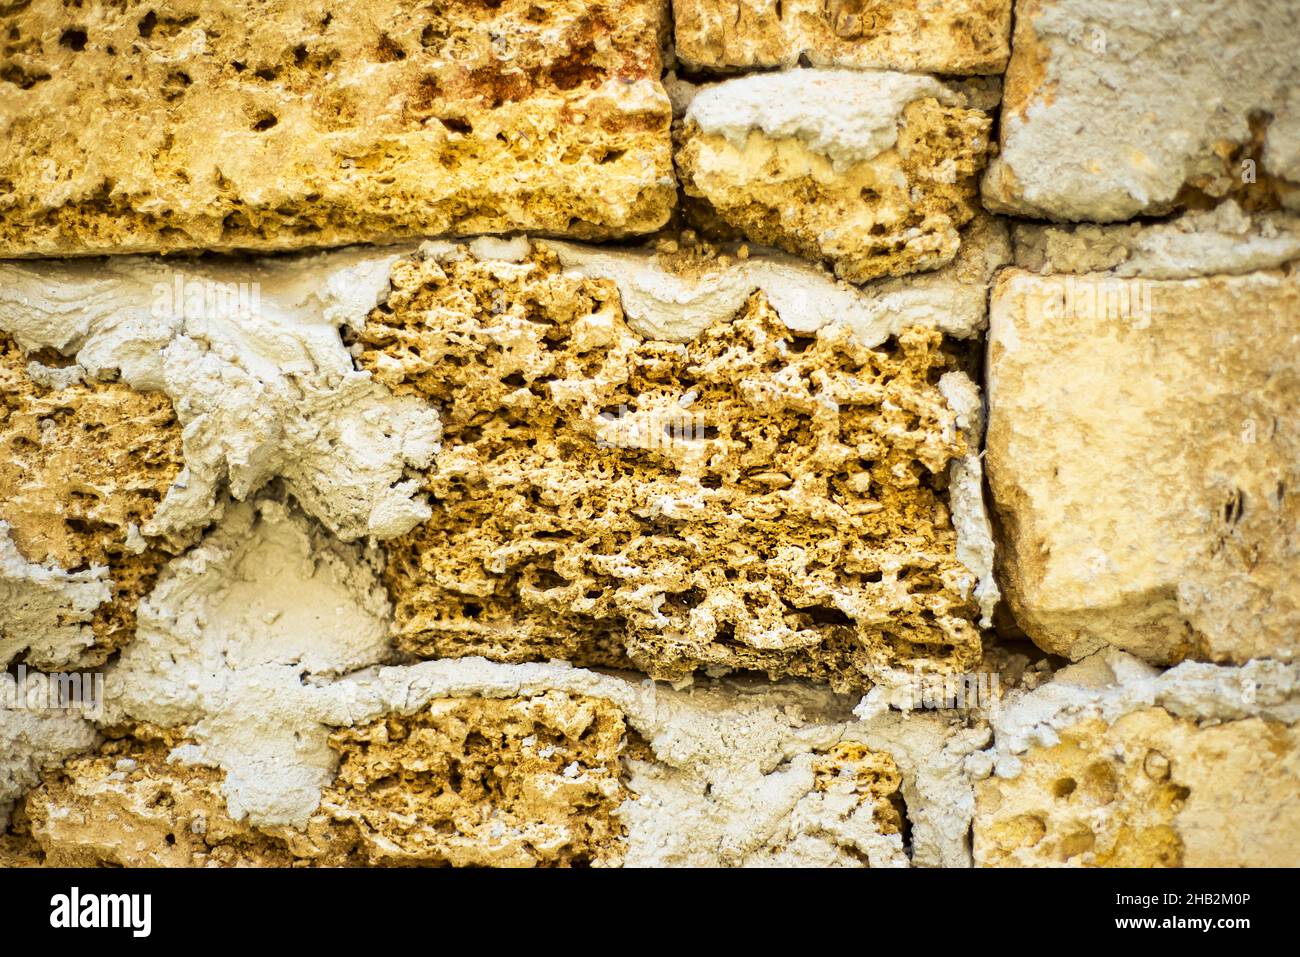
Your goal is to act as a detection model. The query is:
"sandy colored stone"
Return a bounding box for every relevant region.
[322,692,628,867]
[975,708,1300,867]
[358,242,982,692]
[987,268,1300,665]
[0,249,442,545]
[20,731,324,867]
[0,0,674,256]
[983,0,1300,221]
[674,0,1011,74]
[676,70,992,283]
[0,831,43,867]
[15,688,930,868]
[21,694,628,868]
[0,332,184,667]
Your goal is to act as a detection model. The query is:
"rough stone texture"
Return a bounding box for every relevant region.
[323,693,628,866]
[673,0,1012,75]
[987,266,1300,665]
[73,487,974,864]
[17,729,324,868]
[0,0,675,256]
[983,0,1300,221]
[974,650,1300,868]
[976,710,1300,867]
[3,9,1298,872]
[0,248,441,544]
[10,665,972,868]
[0,333,184,668]
[358,240,984,691]
[1013,202,1300,279]
[677,70,993,283]
[20,694,629,868]
[0,707,98,830]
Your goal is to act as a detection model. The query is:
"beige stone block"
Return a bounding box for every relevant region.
[358,241,986,691]
[983,0,1300,221]
[676,70,992,283]
[986,268,1300,664]
[674,0,1011,75]
[975,708,1300,867]
[0,0,674,256]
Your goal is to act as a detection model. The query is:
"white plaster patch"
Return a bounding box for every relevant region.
[0,522,111,670]
[102,498,394,828]
[543,216,1008,344]
[938,372,999,627]
[686,69,960,171]
[0,246,441,544]
[0,708,98,830]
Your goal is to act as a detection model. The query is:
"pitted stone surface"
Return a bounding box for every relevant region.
[677,70,993,283]
[674,0,1012,75]
[974,651,1300,868]
[357,241,984,691]
[0,0,675,256]
[0,333,184,668]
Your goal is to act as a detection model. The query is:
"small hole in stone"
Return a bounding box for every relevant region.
[59,28,88,51]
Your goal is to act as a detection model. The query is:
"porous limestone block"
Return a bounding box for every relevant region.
[975,650,1300,868]
[12,679,939,868]
[322,693,628,867]
[20,694,630,868]
[676,70,993,283]
[983,0,1300,221]
[357,239,992,691]
[0,0,674,256]
[674,0,1012,75]
[986,267,1300,665]
[0,333,184,668]
[975,709,1300,867]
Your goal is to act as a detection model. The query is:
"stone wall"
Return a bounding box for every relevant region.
[0,0,1295,868]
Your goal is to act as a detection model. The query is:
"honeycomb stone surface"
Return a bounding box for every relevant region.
[322,692,628,867]
[0,0,675,256]
[357,242,982,691]
[674,0,1012,75]
[18,731,323,868]
[18,693,628,868]
[811,741,905,834]
[676,70,993,284]
[0,332,184,667]
[975,709,1300,867]
[987,267,1300,665]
